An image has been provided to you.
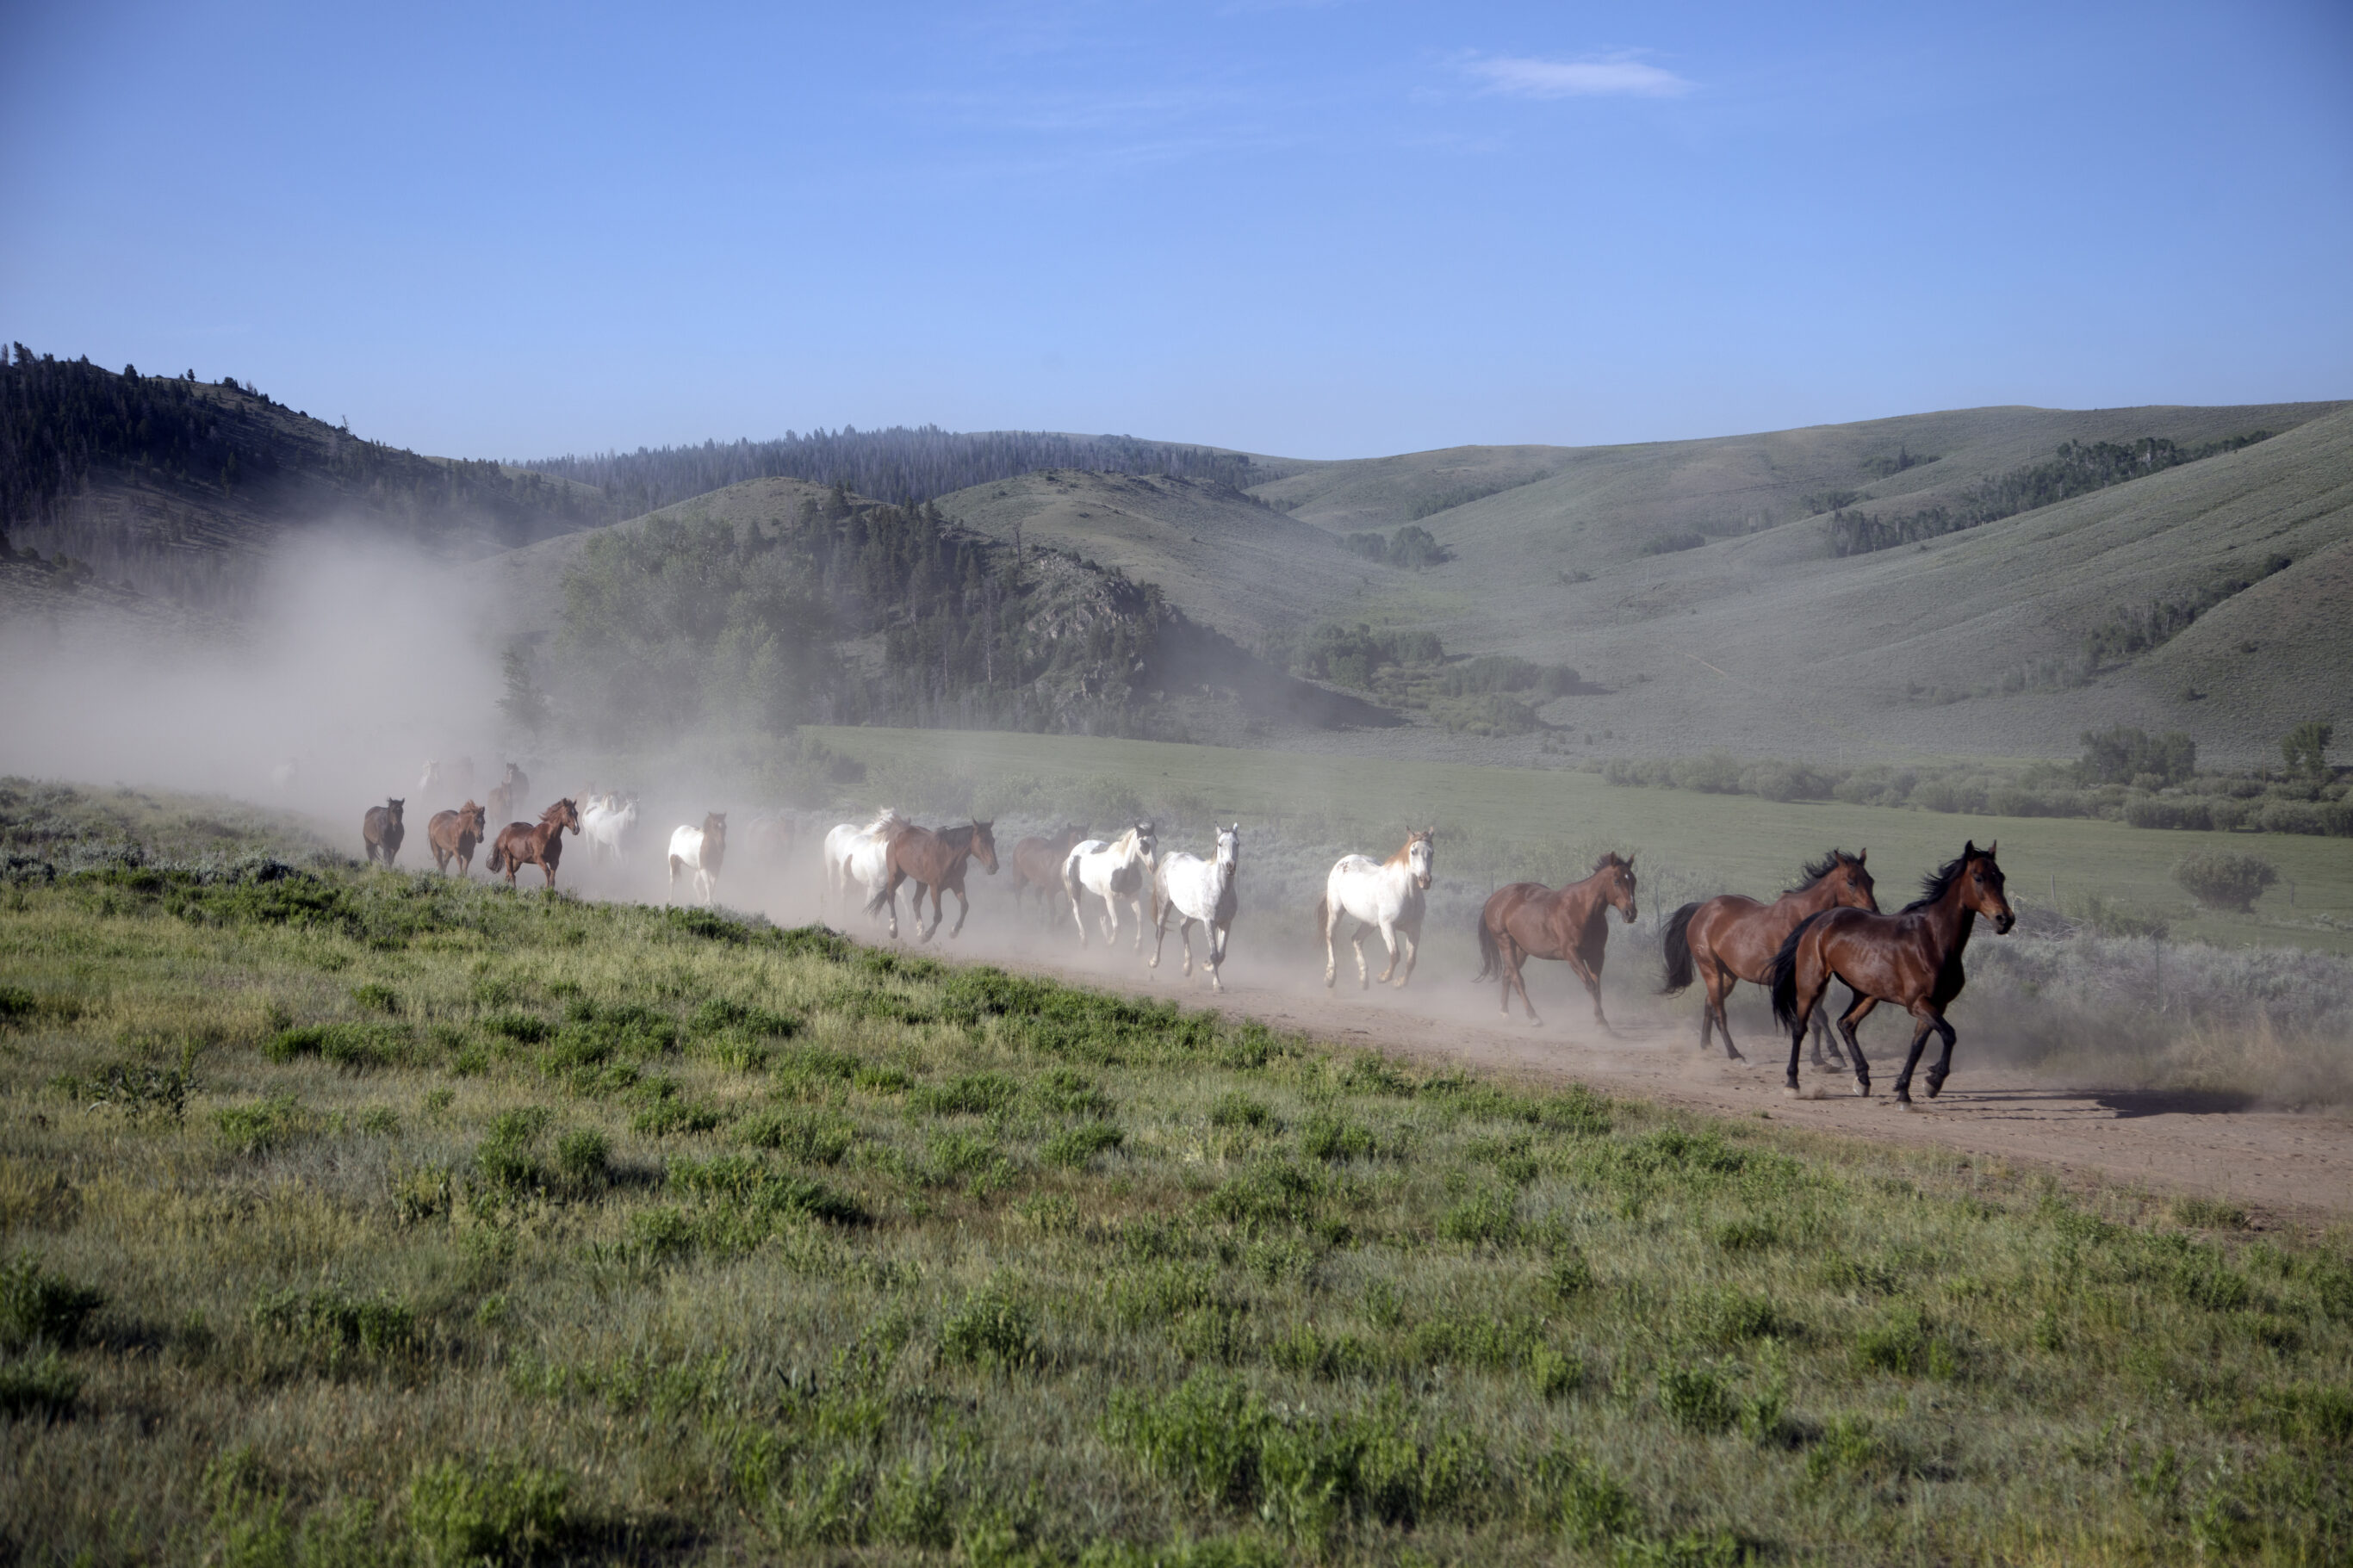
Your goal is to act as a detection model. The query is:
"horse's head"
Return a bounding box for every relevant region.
[972,820,999,874]
[459,800,485,834]
[387,797,404,823]
[705,811,727,844]
[419,760,441,791]
[1595,851,1637,923]
[1406,827,1435,890]
[1215,822,1240,867]
[549,797,580,833]
[1960,840,2014,933]
[1133,821,1158,865]
[1832,848,1878,913]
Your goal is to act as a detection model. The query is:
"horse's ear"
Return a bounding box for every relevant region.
[1986,839,1997,857]
[1858,848,1868,864]
[1964,840,1977,857]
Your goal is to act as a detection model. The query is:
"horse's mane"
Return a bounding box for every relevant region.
[1385,834,1425,868]
[938,822,974,849]
[1592,851,1630,873]
[1903,852,1972,914]
[863,808,905,835]
[537,798,572,823]
[1784,848,1853,896]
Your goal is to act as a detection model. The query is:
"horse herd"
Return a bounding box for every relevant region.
[360,772,2018,1106]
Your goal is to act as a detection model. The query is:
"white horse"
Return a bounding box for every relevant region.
[667,811,727,906]
[1318,828,1436,989]
[1063,821,1158,951]
[581,792,638,863]
[823,809,905,914]
[1152,823,1240,991]
[419,759,443,798]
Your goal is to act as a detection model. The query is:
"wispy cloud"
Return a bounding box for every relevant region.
[1463,52,1693,100]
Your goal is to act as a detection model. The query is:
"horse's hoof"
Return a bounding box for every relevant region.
[1726,1047,1747,1063]
[1925,1078,1946,1100]
[1782,1086,1802,1100]
[1853,1081,1872,1097]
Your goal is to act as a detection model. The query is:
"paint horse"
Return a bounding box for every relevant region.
[1063,822,1158,951]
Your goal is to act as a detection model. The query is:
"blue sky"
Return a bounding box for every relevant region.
[3,1,2349,460]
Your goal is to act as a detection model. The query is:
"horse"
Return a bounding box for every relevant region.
[1317,828,1435,989]
[1009,823,1090,925]
[1474,852,1637,1027]
[362,798,405,866]
[1770,840,2015,1105]
[823,809,906,913]
[1152,824,1240,991]
[418,759,444,798]
[487,761,531,831]
[1661,849,1877,1063]
[580,791,639,864]
[486,797,580,889]
[427,801,487,875]
[1063,822,1158,951]
[668,812,728,906]
[867,820,999,941]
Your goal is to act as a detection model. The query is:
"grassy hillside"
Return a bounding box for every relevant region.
[4,802,2350,1565]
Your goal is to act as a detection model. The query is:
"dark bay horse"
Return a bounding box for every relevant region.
[1771,841,2015,1104]
[1661,849,1876,1063]
[427,801,487,876]
[362,799,405,866]
[1474,852,1637,1027]
[869,819,999,941]
[487,798,580,889]
[1009,823,1089,924]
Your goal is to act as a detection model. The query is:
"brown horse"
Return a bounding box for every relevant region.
[1771,841,2015,1104]
[486,798,580,889]
[1661,849,1877,1063]
[362,798,405,866]
[485,760,530,831]
[1009,823,1089,924]
[868,820,999,941]
[426,801,487,875]
[1474,852,1638,1027]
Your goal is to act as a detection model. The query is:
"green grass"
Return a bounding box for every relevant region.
[809,725,2353,954]
[4,823,2352,1563]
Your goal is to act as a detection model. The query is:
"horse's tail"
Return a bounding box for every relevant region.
[1770,912,1828,1032]
[486,840,506,873]
[1658,902,1700,995]
[1474,905,1501,982]
[1312,895,1328,940]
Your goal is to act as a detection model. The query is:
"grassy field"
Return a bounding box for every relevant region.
[4,795,2352,1567]
[804,727,2353,957]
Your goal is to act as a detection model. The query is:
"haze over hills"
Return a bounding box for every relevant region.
[3,349,2344,766]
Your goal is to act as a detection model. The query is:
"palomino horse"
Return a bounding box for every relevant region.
[362,799,406,866]
[1661,849,1876,1063]
[1475,852,1637,1027]
[426,801,487,875]
[868,820,999,941]
[1771,841,2015,1104]
[1152,824,1241,991]
[487,798,580,889]
[580,792,639,864]
[667,812,728,906]
[1063,822,1158,951]
[1318,828,1435,989]
[823,809,906,914]
[1009,823,1090,925]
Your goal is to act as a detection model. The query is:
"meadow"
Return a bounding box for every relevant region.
[3,790,2351,1565]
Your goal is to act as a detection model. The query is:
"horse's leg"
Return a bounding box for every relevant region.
[1923,1013,1959,1100]
[1837,995,1878,1096]
[1507,944,1542,1026]
[924,881,947,943]
[1374,918,1401,986]
[1704,963,1744,1061]
[1150,903,1170,971]
[1353,922,1375,989]
[947,881,968,939]
[1892,1006,1942,1106]
[1324,907,1340,989]
[1580,956,1609,1031]
[1783,958,1827,1094]
[1130,894,1147,952]
[1397,921,1419,988]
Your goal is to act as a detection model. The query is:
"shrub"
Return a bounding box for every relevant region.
[910,1072,1020,1117]
[251,1285,418,1359]
[1437,1190,1518,1248]
[1043,1121,1126,1168]
[351,982,400,1014]
[555,1128,610,1186]
[264,1022,407,1070]
[1301,1113,1375,1162]
[940,1277,1036,1370]
[214,1092,309,1156]
[2174,851,2278,912]
[731,1108,856,1165]
[0,1255,105,1350]
[0,1350,81,1419]
[1657,1363,1737,1433]
[2078,726,2197,786]
[1854,1303,1954,1378]
[407,1453,572,1567]
[1209,1092,1270,1129]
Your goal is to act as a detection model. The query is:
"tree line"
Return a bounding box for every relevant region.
[517,427,1269,517]
[1825,431,2275,556]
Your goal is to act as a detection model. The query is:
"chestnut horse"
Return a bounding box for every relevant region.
[1771,841,2015,1104]
[1009,823,1090,924]
[427,801,487,876]
[1474,852,1637,1027]
[869,819,999,941]
[486,797,580,889]
[1660,849,1876,1063]
[362,799,405,866]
